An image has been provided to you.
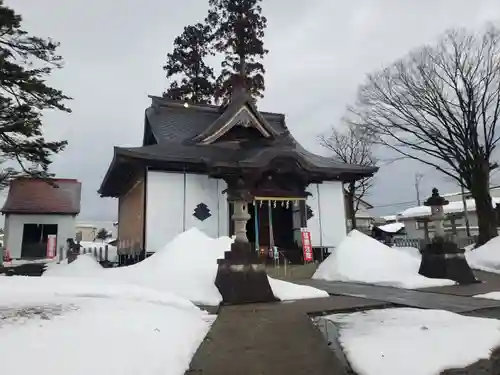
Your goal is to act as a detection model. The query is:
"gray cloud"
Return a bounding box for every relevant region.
[4,0,500,222]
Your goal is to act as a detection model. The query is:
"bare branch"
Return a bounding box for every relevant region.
[349,24,500,244]
[319,121,377,229]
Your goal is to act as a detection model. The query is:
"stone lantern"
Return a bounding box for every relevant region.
[214,177,277,304]
[418,188,478,285]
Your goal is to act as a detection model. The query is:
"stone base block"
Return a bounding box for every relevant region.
[215,240,278,305]
[215,262,278,305]
[419,240,479,285]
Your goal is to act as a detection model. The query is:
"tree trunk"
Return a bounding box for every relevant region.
[470,168,498,246]
[347,182,357,231]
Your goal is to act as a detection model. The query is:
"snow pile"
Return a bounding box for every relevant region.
[0,276,214,375]
[328,308,500,375]
[312,230,455,288]
[44,228,328,305]
[466,236,500,273]
[475,291,500,300]
[393,246,421,258]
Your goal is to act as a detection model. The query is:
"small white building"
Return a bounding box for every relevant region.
[75,224,98,242]
[1,178,81,259]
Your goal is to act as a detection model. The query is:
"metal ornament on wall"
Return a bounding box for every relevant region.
[306,204,314,221]
[193,202,212,222]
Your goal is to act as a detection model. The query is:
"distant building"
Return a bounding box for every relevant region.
[345,196,376,234]
[397,186,500,240]
[1,178,81,259]
[75,224,98,242]
[381,215,398,224]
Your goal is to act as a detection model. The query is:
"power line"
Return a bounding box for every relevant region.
[369,200,418,209]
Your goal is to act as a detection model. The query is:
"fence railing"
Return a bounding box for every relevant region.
[393,236,477,250]
[79,245,112,263]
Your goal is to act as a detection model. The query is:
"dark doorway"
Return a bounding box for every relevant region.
[21,224,58,259]
[246,201,296,261]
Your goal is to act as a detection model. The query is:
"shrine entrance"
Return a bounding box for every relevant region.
[224,159,313,264]
[246,197,307,264]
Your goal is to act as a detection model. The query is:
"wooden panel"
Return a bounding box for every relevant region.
[117,170,144,253]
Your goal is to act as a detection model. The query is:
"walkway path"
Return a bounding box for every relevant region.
[297,278,500,313]
[187,295,391,375]
[188,273,500,374]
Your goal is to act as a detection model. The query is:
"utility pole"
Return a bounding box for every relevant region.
[460,179,472,237]
[415,173,424,205]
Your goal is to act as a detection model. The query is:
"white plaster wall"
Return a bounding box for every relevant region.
[4,214,76,259]
[146,171,185,252]
[145,171,228,252]
[217,179,229,237]
[184,174,227,238]
[318,181,348,247]
[306,184,321,246]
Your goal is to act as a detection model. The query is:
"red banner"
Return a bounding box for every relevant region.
[301,229,313,262]
[46,234,57,259]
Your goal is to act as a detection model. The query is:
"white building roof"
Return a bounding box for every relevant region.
[382,215,397,222]
[377,222,405,233]
[398,197,500,220]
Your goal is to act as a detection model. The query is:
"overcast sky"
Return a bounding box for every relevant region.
[4,0,500,222]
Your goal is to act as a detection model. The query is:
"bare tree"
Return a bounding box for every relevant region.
[319,122,376,230]
[349,25,500,245]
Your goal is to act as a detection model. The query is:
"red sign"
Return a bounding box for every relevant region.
[301,229,313,262]
[46,234,57,259]
[3,249,11,263]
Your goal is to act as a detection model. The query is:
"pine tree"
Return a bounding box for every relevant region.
[0,1,71,184]
[163,23,215,104]
[206,0,268,103]
[95,228,111,242]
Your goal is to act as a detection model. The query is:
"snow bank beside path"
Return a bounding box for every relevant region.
[327,308,500,375]
[313,230,455,289]
[0,276,214,375]
[44,228,328,305]
[466,236,500,273]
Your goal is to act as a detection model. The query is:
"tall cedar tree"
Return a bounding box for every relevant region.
[0,1,71,187]
[163,23,215,104]
[206,0,268,103]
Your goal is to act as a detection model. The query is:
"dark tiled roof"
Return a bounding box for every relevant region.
[99,95,378,197]
[1,178,81,215]
[145,96,288,145]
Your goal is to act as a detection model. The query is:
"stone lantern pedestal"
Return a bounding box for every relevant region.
[418,188,478,285]
[214,181,277,305]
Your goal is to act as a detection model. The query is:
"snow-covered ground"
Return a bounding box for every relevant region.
[44,228,328,305]
[475,291,500,300]
[312,230,455,289]
[466,236,500,273]
[327,308,500,375]
[0,276,214,375]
